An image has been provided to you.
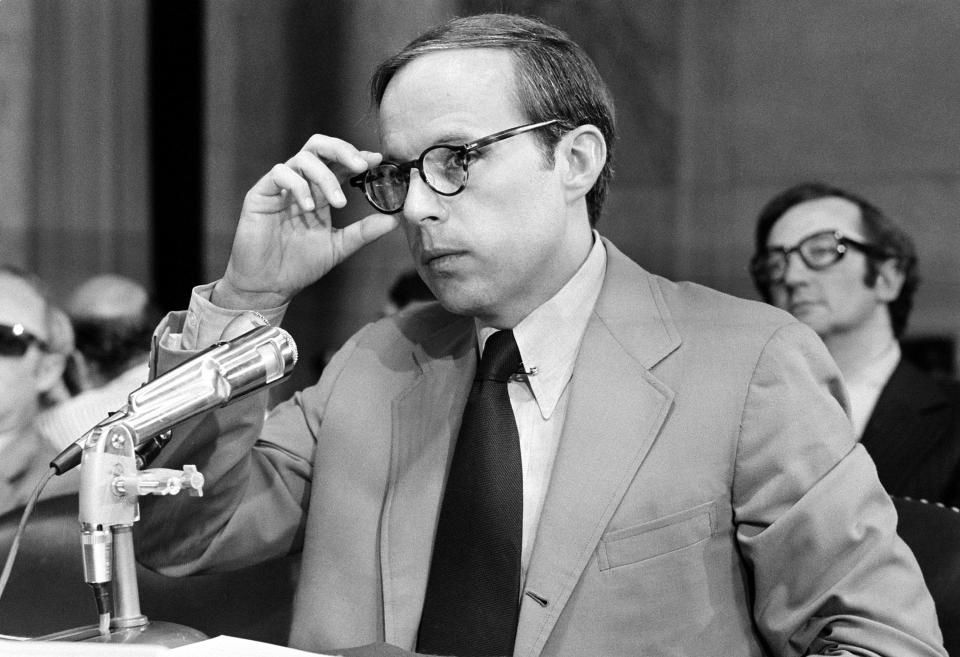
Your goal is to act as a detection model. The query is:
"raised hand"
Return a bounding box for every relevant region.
[213,135,400,310]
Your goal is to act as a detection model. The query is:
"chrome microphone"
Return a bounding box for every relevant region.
[58,320,296,636]
[51,323,298,475]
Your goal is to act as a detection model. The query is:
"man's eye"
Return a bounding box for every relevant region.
[807,245,835,259]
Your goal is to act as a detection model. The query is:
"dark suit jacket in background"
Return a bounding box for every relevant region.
[861,358,960,508]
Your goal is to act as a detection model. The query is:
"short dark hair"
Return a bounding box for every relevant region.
[751,182,919,338]
[370,13,616,226]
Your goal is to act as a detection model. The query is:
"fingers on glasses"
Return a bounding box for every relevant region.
[258,135,379,212]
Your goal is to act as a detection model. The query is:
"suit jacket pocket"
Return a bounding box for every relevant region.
[598,498,719,570]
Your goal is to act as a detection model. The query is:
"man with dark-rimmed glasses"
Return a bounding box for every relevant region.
[135,13,944,657]
[751,182,960,508]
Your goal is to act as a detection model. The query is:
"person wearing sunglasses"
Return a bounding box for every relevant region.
[134,14,943,657]
[33,274,160,451]
[0,266,79,518]
[751,182,960,509]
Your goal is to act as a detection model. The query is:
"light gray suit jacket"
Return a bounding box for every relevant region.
[137,239,945,656]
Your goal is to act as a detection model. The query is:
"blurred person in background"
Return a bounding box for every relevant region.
[36,274,159,450]
[751,182,960,507]
[0,265,78,516]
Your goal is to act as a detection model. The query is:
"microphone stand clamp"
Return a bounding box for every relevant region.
[64,418,208,646]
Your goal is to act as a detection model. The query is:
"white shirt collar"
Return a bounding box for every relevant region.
[477,232,607,419]
[845,339,901,438]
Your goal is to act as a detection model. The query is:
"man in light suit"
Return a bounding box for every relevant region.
[750,182,960,508]
[136,14,945,657]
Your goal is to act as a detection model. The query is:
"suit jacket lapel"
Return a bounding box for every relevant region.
[861,358,950,489]
[515,242,681,657]
[381,318,475,647]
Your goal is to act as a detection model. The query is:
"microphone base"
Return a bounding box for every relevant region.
[37,619,207,647]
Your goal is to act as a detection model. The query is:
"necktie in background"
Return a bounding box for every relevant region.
[417,330,524,657]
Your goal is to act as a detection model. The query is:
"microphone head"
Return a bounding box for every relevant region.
[219,310,272,341]
[277,327,299,368]
[54,321,300,475]
[220,324,298,390]
[120,323,298,442]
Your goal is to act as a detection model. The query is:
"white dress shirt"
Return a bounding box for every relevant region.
[844,339,900,439]
[476,233,606,584]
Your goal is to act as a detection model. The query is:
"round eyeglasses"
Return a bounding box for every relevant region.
[750,229,893,285]
[348,119,560,214]
[0,322,49,358]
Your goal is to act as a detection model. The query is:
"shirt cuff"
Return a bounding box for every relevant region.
[178,281,289,350]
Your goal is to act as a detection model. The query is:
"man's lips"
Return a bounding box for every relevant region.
[789,299,821,312]
[421,248,467,266]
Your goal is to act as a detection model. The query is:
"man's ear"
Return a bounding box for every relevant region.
[557,124,606,205]
[874,258,907,303]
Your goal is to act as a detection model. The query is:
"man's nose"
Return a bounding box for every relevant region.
[781,250,812,285]
[401,173,444,225]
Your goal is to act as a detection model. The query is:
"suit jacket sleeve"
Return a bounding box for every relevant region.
[134,310,360,576]
[734,322,944,656]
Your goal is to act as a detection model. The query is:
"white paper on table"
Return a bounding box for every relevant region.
[168,635,338,656]
[0,641,166,656]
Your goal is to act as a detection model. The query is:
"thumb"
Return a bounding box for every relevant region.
[338,212,402,258]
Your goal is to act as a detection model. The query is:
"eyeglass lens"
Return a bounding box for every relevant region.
[756,231,846,282]
[365,164,411,214]
[421,146,470,194]
[351,120,558,214]
[363,147,469,214]
[0,323,41,357]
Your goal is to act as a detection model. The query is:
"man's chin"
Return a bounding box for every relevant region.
[431,285,479,317]
[789,301,820,317]
[790,305,830,333]
[433,286,502,324]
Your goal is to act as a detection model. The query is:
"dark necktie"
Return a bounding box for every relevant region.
[417,330,524,657]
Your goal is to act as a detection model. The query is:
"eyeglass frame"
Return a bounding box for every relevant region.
[0,322,49,358]
[750,229,895,285]
[348,119,561,214]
